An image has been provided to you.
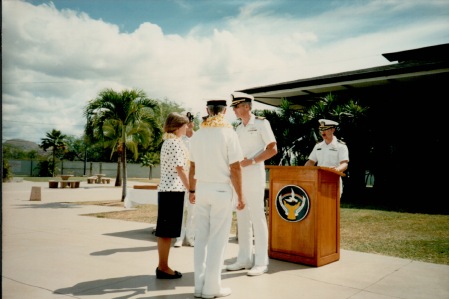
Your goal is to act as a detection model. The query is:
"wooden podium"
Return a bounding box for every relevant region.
[266,166,344,267]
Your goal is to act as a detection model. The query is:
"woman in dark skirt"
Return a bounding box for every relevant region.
[155,112,190,279]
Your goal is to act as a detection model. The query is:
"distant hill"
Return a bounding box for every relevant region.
[3,139,46,155]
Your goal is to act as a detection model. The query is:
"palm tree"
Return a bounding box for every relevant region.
[39,129,67,176]
[140,151,160,179]
[102,118,159,186]
[100,120,123,186]
[84,88,162,201]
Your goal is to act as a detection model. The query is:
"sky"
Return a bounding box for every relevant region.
[2,0,449,144]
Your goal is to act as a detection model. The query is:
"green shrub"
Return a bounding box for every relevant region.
[3,158,13,182]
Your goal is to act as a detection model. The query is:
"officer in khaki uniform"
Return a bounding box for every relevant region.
[226,92,277,277]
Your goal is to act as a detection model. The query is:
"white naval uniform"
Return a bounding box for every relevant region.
[189,125,243,296]
[307,135,349,194]
[176,135,195,245]
[234,114,276,268]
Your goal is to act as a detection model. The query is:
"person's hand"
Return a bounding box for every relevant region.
[189,193,195,204]
[331,166,341,172]
[325,166,339,172]
[236,197,245,210]
[240,158,253,167]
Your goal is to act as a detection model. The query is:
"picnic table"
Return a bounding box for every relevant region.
[95,174,106,184]
[60,180,80,188]
[49,175,80,189]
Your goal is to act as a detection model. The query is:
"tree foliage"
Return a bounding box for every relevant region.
[3,158,13,182]
[84,88,162,200]
[140,151,160,179]
[39,129,68,176]
[258,93,370,203]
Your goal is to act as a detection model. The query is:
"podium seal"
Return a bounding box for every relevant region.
[275,185,310,222]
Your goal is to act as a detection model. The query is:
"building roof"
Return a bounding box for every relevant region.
[238,43,449,110]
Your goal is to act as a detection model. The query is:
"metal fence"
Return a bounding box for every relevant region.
[8,160,161,178]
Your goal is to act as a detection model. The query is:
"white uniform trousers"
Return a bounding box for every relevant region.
[194,182,234,295]
[177,193,195,244]
[235,164,268,267]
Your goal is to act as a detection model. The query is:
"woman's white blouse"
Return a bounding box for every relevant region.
[158,138,188,192]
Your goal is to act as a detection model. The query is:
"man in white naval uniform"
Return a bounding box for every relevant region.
[226,92,278,277]
[188,99,245,299]
[304,119,349,195]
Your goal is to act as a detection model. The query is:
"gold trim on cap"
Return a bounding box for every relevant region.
[230,98,250,107]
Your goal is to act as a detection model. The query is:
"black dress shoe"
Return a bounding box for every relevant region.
[156,267,182,279]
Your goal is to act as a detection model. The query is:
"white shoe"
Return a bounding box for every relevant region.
[225,262,252,271]
[174,239,182,248]
[247,266,268,276]
[202,287,231,298]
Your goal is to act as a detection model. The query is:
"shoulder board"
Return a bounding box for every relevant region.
[255,116,266,120]
[337,139,346,145]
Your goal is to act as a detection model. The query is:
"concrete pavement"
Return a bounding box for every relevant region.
[2,179,449,299]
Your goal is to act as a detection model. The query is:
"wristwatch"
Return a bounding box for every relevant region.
[252,159,256,165]
[189,190,195,193]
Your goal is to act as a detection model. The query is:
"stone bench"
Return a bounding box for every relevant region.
[133,184,158,190]
[87,177,97,184]
[124,185,159,208]
[58,180,80,188]
[101,178,111,184]
[68,181,80,188]
[49,180,59,188]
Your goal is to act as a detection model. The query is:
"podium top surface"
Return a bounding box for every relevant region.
[265,165,345,177]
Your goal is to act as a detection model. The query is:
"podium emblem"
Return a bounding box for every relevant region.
[275,185,310,222]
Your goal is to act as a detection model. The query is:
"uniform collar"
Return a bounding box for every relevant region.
[322,135,338,146]
[248,113,256,125]
[241,113,255,127]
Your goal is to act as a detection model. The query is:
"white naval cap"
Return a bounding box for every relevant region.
[318,119,339,130]
[230,92,254,107]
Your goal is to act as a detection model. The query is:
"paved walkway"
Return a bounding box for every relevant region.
[2,180,449,299]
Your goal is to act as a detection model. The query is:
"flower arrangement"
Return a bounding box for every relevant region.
[162,132,177,140]
[200,113,232,128]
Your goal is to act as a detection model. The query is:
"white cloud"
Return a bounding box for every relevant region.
[2,0,449,143]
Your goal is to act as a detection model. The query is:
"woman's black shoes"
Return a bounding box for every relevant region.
[156,267,182,279]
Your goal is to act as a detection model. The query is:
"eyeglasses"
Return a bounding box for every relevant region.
[233,103,245,109]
